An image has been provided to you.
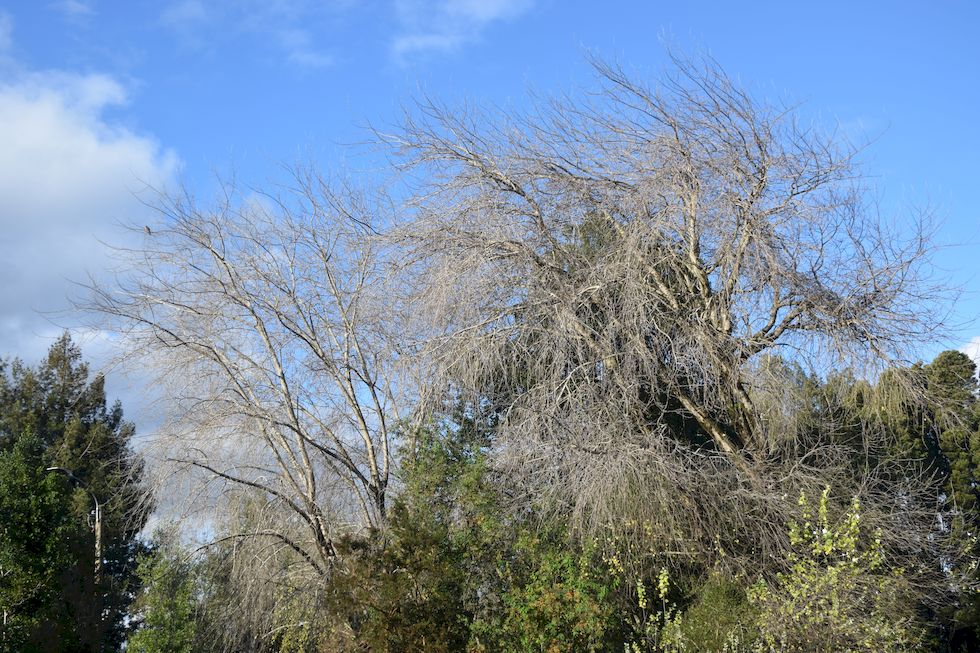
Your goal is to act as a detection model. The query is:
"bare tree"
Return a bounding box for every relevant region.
[384,55,955,583]
[86,170,409,578]
[82,53,963,626]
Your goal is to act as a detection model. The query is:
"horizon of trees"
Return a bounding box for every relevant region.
[3,54,980,652]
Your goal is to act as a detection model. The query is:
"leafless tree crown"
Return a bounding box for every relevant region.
[83,55,959,618]
[87,172,407,575]
[379,56,953,581]
[387,55,946,462]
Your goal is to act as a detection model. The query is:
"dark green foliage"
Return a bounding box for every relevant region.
[0,334,149,651]
[0,433,77,651]
[926,351,980,513]
[319,413,499,651]
[479,531,619,653]
[922,351,980,647]
[305,410,624,653]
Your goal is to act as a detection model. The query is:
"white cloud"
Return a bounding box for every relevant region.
[0,69,179,362]
[962,336,980,368]
[392,0,534,60]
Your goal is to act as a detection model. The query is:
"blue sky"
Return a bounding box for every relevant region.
[1,0,979,375]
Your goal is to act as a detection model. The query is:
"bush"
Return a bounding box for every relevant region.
[127,529,198,653]
[747,487,927,652]
[478,531,620,653]
[680,574,757,652]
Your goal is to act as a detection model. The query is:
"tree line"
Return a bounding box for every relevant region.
[2,54,979,651]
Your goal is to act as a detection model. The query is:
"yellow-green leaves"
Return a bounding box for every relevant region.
[749,487,926,652]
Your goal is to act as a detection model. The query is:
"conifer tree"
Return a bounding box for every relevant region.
[0,334,149,651]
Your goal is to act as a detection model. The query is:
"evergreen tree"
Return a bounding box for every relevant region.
[926,350,980,514]
[0,433,77,652]
[0,334,150,651]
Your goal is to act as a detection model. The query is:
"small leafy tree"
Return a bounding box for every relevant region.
[488,532,618,653]
[315,414,626,653]
[127,529,198,653]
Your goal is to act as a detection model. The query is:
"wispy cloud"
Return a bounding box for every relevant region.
[51,0,96,19]
[157,0,531,69]
[0,11,13,53]
[161,0,208,28]
[160,0,336,70]
[392,0,535,61]
[277,27,334,68]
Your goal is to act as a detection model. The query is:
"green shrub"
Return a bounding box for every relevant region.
[127,530,198,653]
[680,574,757,652]
[482,532,619,653]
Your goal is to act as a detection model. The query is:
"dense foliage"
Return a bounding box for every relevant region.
[127,529,198,653]
[0,335,149,652]
[126,350,980,651]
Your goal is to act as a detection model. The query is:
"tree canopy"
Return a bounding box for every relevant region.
[69,55,980,651]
